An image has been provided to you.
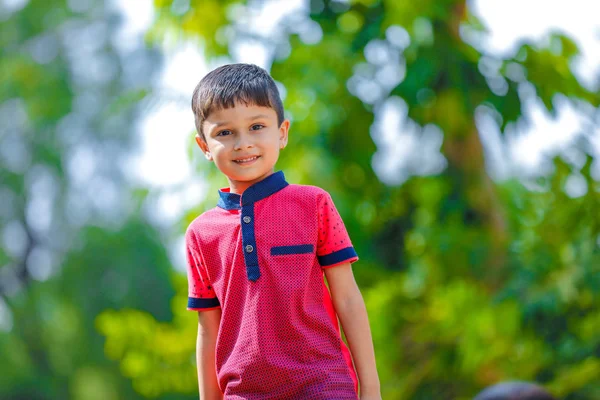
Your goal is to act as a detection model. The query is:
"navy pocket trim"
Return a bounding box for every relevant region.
[271,244,314,256]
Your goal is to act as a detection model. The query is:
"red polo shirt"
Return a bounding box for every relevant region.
[186,171,359,399]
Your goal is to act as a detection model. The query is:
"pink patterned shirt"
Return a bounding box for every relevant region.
[186,171,359,399]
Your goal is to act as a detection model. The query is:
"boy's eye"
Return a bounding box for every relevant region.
[250,124,264,131]
[216,130,232,137]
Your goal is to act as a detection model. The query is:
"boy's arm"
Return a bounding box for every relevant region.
[197,309,223,400]
[324,263,381,400]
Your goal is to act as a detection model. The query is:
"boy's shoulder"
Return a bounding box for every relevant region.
[284,183,330,199]
[184,206,224,239]
[282,184,338,209]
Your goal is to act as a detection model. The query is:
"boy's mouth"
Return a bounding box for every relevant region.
[233,156,260,164]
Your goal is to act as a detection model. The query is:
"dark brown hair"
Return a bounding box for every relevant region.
[191,63,284,140]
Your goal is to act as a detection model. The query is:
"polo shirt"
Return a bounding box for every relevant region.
[185,171,359,399]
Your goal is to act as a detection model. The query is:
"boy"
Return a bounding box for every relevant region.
[186,63,380,399]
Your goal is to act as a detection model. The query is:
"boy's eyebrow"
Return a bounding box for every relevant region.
[247,113,271,120]
[211,114,272,128]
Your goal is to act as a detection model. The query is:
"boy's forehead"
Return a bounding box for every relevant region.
[205,102,277,123]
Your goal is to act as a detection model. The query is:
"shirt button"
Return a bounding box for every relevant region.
[245,244,254,253]
[243,216,251,223]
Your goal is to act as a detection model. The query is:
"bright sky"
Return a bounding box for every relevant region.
[114,0,600,222]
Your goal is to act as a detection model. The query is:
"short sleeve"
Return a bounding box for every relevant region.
[316,191,359,268]
[185,228,220,311]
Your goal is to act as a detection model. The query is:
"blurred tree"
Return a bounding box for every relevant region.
[98,0,600,399]
[0,1,191,399]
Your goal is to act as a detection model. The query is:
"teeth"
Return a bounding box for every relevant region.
[235,156,258,163]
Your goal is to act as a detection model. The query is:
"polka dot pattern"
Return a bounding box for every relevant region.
[186,230,218,301]
[185,182,359,399]
[317,192,357,265]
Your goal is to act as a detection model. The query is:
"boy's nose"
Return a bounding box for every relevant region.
[234,132,254,150]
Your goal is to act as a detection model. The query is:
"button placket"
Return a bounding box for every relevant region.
[240,204,260,281]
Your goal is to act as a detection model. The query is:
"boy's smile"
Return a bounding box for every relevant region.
[196,101,289,194]
[233,155,260,165]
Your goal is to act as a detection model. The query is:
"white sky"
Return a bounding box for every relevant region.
[115,0,599,220]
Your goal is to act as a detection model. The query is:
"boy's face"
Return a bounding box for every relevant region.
[196,101,289,194]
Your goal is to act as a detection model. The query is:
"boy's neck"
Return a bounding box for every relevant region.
[227,169,275,195]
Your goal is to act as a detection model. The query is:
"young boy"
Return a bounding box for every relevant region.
[186,63,380,399]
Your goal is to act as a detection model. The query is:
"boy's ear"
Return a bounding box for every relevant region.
[195,134,213,161]
[279,119,290,150]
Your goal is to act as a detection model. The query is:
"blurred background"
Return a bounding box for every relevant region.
[1,0,599,399]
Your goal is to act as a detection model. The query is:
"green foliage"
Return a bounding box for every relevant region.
[150,0,242,56]
[0,219,178,400]
[96,275,197,398]
[0,0,176,399]
[521,34,599,112]
[364,154,600,398]
[367,276,547,398]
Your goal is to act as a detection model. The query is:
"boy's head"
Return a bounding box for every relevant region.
[191,63,285,141]
[191,63,290,193]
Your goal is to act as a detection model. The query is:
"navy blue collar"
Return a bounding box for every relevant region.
[217,171,289,210]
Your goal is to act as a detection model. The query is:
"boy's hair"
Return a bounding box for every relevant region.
[191,63,284,140]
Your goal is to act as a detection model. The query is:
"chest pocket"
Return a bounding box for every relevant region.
[269,244,316,293]
[271,244,314,256]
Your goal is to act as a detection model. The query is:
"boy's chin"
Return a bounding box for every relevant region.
[228,169,275,183]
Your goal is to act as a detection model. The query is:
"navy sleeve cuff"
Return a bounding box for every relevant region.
[187,297,220,309]
[317,246,358,267]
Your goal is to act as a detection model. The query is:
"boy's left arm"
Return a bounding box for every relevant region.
[324,263,381,400]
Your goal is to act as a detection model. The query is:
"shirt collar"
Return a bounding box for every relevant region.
[217,171,289,210]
